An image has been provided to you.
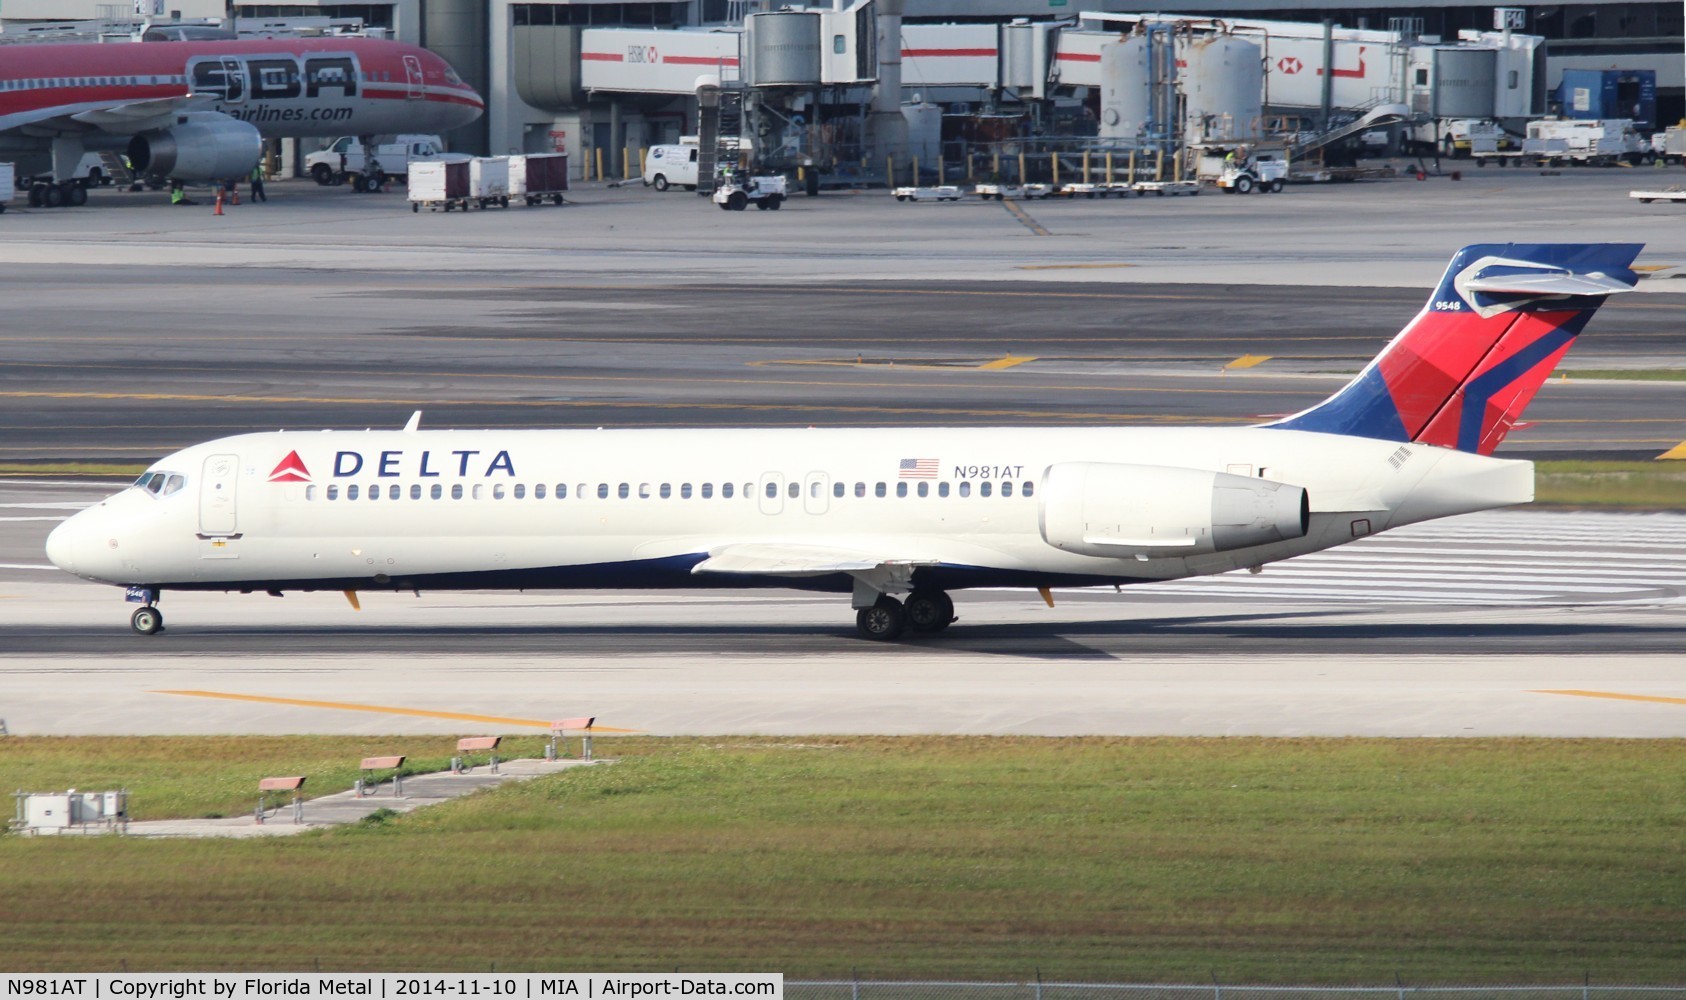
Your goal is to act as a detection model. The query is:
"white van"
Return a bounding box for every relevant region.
[643,144,699,191]
[305,135,445,186]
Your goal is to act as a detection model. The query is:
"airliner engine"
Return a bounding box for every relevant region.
[1039,462,1309,558]
[126,112,262,181]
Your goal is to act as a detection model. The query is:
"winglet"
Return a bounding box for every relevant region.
[402,410,423,432]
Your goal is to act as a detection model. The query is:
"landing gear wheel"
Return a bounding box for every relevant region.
[131,606,163,636]
[855,597,907,641]
[904,591,955,633]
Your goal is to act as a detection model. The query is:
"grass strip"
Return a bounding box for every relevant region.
[1535,460,1686,508]
[3,736,1685,981]
[0,463,146,478]
[1558,370,1686,382]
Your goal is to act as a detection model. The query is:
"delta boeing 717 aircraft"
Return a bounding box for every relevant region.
[46,243,1641,640]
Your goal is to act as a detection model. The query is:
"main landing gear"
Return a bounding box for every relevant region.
[854,589,956,641]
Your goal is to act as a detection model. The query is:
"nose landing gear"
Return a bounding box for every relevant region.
[130,605,164,635]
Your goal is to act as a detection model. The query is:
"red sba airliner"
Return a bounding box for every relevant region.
[0,35,483,206]
[45,244,1641,640]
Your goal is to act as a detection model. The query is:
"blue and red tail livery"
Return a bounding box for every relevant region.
[1269,243,1641,454]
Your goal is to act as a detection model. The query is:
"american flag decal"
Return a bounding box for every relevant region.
[899,458,939,479]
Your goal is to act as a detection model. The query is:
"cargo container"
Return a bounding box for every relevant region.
[408,159,472,213]
[510,153,568,206]
[470,156,511,209]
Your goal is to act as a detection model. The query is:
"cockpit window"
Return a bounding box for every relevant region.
[133,471,185,497]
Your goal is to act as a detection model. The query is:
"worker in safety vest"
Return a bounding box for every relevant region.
[169,181,195,206]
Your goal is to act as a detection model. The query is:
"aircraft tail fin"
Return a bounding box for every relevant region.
[1267,243,1642,455]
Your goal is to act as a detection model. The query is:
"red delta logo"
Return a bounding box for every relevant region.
[268,451,312,483]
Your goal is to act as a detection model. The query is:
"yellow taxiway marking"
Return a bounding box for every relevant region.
[1000,198,1051,236]
[1533,689,1686,708]
[1657,440,1686,460]
[153,689,639,731]
[977,355,1038,370]
[1224,354,1273,370]
[1016,262,1137,271]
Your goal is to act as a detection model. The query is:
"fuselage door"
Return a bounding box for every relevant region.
[757,472,784,515]
[403,55,425,99]
[199,453,240,536]
[803,472,829,515]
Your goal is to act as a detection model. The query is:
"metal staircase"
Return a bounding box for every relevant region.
[1287,101,1417,159]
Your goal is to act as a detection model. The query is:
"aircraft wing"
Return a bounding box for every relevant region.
[8,94,203,136]
[691,542,941,578]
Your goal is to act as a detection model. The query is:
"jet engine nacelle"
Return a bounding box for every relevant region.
[127,113,262,181]
[1038,462,1310,559]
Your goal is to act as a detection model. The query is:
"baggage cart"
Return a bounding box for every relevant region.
[973,183,1052,200]
[470,156,511,209]
[510,152,569,206]
[892,185,962,201]
[407,160,471,213]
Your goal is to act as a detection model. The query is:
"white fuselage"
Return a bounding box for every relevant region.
[46,425,1533,595]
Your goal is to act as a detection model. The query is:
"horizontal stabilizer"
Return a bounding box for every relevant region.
[1459,270,1635,297]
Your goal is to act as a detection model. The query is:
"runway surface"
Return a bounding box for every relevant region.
[1,172,1682,738]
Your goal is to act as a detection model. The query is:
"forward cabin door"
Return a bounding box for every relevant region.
[198,454,240,536]
[403,55,425,100]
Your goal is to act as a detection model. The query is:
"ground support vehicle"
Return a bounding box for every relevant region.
[1217,158,1289,193]
[713,175,786,211]
[407,160,472,213]
[1522,119,1648,166]
[643,143,700,191]
[974,183,1052,200]
[1631,187,1686,204]
[470,156,511,209]
[1134,180,1201,196]
[0,163,12,212]
[1650,128,1686,166]
[510,153,568,206]
[892,185,962,201]
[307,135,445,191]
[1057,182,1137,198]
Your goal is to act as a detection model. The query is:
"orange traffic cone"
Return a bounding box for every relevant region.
[214,187,224,215]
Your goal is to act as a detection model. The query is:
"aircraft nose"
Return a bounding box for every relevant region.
[45,514,85,574]
[46,505,116,580]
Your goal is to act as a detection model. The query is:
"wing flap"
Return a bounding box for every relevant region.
[69,94,203,134]
[691,542,939,577]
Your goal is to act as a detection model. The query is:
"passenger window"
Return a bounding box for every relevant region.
[681,483,692,499]
[492,484,505,500]
[618,483,630,499]
[810,482,821,498]
[536,484,548,499]
[348,485,361,500]
[896,483,907,498]
[722,483,733,499]
[514,484,526,499]
[639,483,651,499]
[765,482,778,499]
[980,481,992,497]
[368,485,379,500]
[660,483,672,499]
[959,482,971,497]
[598,484,610,499]
[411,484,422,499]
[938,482,950,497]
[833,482,844,498]
[389,485,400,500]
[306,485,317,501]
[452,484,464,499]
[702,483,714,499]
[1001,481,1013,497]
[854,482,866,498]
[1023,481,1035,497]
[327,485,340,500]
[431,484,443,499]
[787,482,799,499]
[473,485,485,500]
[743,483,753,498]
[874,482,886,498]
[917,482,928,497]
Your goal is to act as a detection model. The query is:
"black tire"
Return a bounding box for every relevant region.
[767,194,782,210]
[684,184,697,191]
[412,202,420,212]
[727,191,748,211]
[43,184,65,208]
[1233,175,1254,194]
[855,598,907,641]
[66,184,87,207]
[311,163,335,185]
[500,196,510,208]
[652,174,670,192]
[131,606,163,636]
[895,194,907,201]
[905,591,955,633]
[1268,179,1285,193]
[552,195,564,205]
[756,199,770,210]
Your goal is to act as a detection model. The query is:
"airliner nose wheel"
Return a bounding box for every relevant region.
[855,596,907,641]
[130,606,164,636]
[904,590,956,633]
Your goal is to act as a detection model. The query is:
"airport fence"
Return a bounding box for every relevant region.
[786,986,1686,1000]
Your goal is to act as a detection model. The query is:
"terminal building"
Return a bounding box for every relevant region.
[2,0,1680,175]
